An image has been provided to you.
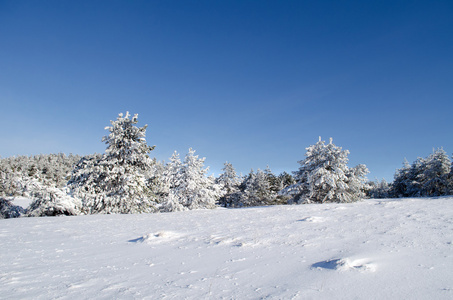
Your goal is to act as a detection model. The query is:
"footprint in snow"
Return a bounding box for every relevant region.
[312,258,376,273]
[129,231,181,244]
[299,216,326,223]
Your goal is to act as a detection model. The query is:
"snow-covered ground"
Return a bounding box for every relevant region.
[2,197,453,299]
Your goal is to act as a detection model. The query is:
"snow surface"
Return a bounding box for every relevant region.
[11,197,32,209]
[2,197,453,299]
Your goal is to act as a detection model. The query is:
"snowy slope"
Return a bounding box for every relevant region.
[1,197,453,299]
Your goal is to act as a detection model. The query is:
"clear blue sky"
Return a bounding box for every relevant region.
[1,0,452,181]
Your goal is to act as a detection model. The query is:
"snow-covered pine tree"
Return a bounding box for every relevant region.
[146,158,167,201]
[159,151,185,212]
[161,149,219,211]
[178,148,218,210]
[406,157,426,197]
[0,153,81,197]
[293,137,367,203]
[161,190,186,212]
[418,148,451,196]
[277,171,296,191]
[264,166,280,194]
[368,178,390,198]
[26,179,82,217]
[347,164,369,200]
[241,169,276,207]
[216,162,240,207]
[449,158,453,195]
[389,159,411,198]
[68,112,157,214]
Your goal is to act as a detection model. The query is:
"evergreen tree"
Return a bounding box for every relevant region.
[26,180,82,217]
[347,164,370,200]
[293,137,367,203]
[159,151,185,212]
[419,148,451,196]
[277,172,296,191]
[406,157,425,197]
[449,158,453,194]
[0,153,81,196]
[216,162,240,207]
[264,166,280,194]
[161,149,219,211]
[68,112,157,214]
[390,159,411,198]
[367,178,390,198]
[240,169,276,207]
[390,149,452,198]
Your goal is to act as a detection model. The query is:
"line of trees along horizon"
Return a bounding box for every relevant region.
[1,112,452,218]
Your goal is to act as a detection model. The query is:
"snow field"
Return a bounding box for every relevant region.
[1,197,453,299]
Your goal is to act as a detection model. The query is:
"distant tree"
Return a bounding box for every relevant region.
[161,149,219,211]
[159,151,184,212]
[0,153,81,197]
[293,137,368,203]
[26,180,82,217]
[367,178,390,198]
[238,169,277,207]
[264,166,280,194]
[390,148,452,198]
[449,158,453,194]
[389,159,412,198]
[216,162,240,207]
[406,157,426,197]
[449,156,453,192]
[347,164,370,200]
[277,171,296,191]
[418,148,451,196]
[68,112,157,214]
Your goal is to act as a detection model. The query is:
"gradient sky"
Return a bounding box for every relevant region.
[1,0,452,181]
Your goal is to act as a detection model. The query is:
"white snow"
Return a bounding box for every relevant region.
[2,197,453,299]
[11,197,32,209]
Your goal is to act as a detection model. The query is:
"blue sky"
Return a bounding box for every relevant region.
[1,0,452,181]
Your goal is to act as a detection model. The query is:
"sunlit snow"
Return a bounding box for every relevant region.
[2,197,453,299]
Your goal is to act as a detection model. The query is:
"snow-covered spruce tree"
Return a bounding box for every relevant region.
[264,166,280,194]
[161,149,219,211]
[0,153,81,195]
[347,164,370,200]
[418,148,451,197]
[26,179,82,217]
[239,169,277,207]
[277,171,296,191]
[449,160,453,194]
[367,178,390,198]
[293,137,368,204]
[449,158,453,194]
[146,158,167,200]
[216,162,240,207]
[389,159,411,198]
[159,151,185,212]
[406,157,426,197]
[68,112,157,214]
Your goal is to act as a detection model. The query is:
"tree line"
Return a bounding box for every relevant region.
[1,112,451,218]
